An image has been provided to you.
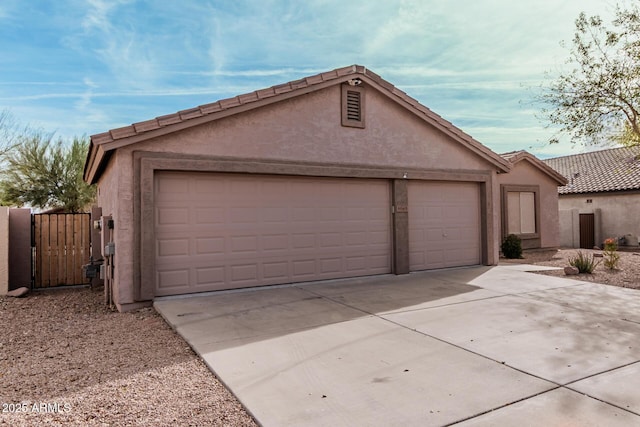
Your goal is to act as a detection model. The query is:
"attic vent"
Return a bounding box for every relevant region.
[346,91,361,121]
[341,84,365,128]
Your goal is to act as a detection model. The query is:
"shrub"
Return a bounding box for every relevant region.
[568,251,600,273]
[501,234,523,259]
[603,237,620,270]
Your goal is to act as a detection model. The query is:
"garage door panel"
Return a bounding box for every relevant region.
[292,207,316,222]
[195,266,225,285]
[157,269,190,290]
[369,254,392,270]
[154,172,391,296]
[230,208,259,223]
[263,207,289,222]
[230,264,258,281]
[156,174,189,194]
[292,260,316,277]
[230,236,258,253]
[262,234,289,251]
[195,208,225,224]
[319,232,342,248]
[292,234,315,249]
[409,181,480,271]
[346,231,367,245]
[320,207,342,221]
[263,262,289,279]
[195,237,225,255]
[157,208,189,226]
[320,258,342,274]
[157,239,189,257]
[409,251,423,266]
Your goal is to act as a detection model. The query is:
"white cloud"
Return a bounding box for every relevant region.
[74,78,98,111]
[82,0,131,32]
[1,0,623,155]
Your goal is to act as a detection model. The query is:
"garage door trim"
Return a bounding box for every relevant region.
[134,152,494,300]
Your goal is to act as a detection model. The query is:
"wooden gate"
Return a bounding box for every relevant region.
[579,213,595,249]
[32,213,91,288]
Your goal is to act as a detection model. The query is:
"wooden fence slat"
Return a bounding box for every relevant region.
[34,216,41,287]
[57,215,65,286]
[73,215,82,284]
[50,215,59,288]
[41,215,50,287]
[83,215,90,283]
[65,215,73,284]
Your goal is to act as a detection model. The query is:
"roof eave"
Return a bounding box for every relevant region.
[86,64,512,181]
[353,74,511,173]
[84,144,106,185]
[510,152,568,186]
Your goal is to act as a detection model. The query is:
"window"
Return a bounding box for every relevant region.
[341,84,365,128]
[507,191,536,234]
[501,185,540,248]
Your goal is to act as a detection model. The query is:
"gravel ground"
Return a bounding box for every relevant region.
[0,287,257,427]
[501,248,640,289]
[1,249,637,426]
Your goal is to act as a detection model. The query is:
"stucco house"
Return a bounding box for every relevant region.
[83,65,566,311]
[543,147,640,249]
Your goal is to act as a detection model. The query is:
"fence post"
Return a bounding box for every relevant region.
[9,208,32,290]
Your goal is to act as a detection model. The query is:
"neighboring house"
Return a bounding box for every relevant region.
[543,147,640,249]
[83,65,565,312]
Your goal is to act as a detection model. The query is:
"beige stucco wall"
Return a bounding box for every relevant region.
[99,84,503,309]
[496,160,562,248]
[559,192,640,247]
[124,86,493,170]
[95,151,122,304]
[0,207,8,295]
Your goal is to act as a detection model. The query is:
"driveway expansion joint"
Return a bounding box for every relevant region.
[445,386,563,426]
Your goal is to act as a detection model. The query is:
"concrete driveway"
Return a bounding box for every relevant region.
[155,265,640,426]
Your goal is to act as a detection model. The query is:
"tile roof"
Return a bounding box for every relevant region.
[499,150,524,162]
[500,150,568,185]
[90,65,367,146]
[85,64,511,183]
[542,146,640,194]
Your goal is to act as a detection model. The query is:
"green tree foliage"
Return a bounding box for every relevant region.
[0,134,96,212]
[540,3,640,147]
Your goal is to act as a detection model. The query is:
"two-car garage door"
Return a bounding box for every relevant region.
[154,172,392,296]
[154,172,481,296]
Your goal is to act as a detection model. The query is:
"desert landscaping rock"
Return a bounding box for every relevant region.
[564,266,579,275]
[0,288,257,426]
[504,248,640,289]
[5,287,29,298]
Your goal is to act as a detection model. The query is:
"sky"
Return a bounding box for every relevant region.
[0,0,622,159]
